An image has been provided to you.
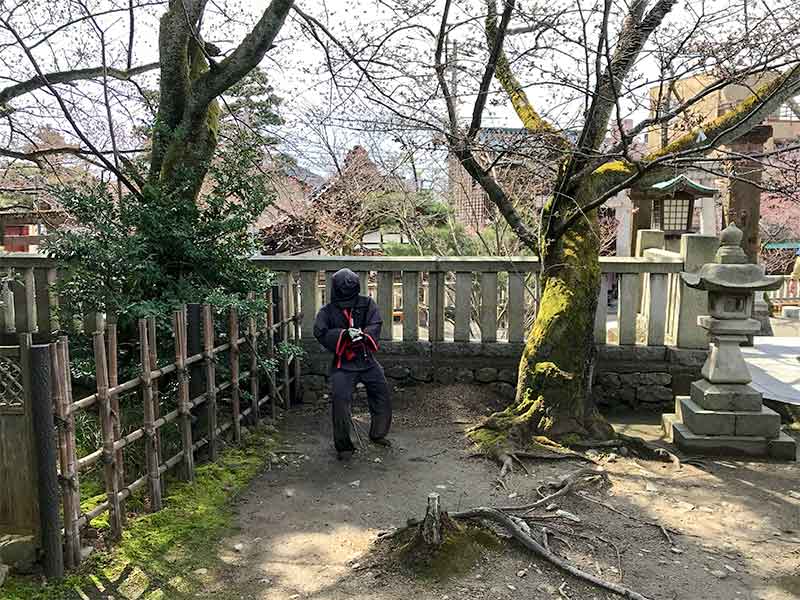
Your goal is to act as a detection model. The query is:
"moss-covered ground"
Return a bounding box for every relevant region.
[1,426,278,600]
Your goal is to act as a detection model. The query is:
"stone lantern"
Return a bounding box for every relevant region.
[664,223,797,459]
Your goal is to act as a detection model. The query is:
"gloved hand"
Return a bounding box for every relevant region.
[347,327,364,342]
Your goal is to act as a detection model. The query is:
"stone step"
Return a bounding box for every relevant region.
[690,380,762,411]
[671,422,797,460]
[678,396,781,438]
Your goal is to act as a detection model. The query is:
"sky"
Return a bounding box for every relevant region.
[2,0,797,186]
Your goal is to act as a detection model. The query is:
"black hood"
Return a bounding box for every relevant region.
[331,268,361,307]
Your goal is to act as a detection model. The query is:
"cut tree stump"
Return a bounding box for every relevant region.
[422,493,444,545]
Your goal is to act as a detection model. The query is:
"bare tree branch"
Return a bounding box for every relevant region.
[0,62,159,106]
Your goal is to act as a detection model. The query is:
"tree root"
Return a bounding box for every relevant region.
[576,491,680,544]
[451,506,653,600]
[494,467,607,512]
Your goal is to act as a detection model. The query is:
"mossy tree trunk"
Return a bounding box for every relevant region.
[469,193,613,450]
[147,0,293,209]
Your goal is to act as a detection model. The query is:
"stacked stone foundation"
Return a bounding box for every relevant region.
[299,341,707,411]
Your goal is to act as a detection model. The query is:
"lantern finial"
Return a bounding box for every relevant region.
[716,223,747,265]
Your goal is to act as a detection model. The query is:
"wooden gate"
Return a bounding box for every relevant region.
[0,335,37,536]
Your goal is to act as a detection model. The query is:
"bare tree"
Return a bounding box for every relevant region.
[296,0,800,451]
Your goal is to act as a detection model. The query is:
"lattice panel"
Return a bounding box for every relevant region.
[0,355,24,410]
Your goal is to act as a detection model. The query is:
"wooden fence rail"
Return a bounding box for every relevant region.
[50,289,301,567]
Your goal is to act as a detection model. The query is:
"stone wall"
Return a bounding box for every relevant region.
[300,341,707,412]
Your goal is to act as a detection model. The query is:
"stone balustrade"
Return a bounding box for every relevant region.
[252,232,720,409]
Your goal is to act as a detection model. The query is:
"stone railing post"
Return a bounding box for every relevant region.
[635,229,665,313]
[675,234,719,349]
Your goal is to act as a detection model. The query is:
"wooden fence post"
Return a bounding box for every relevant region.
[147,317,163,491]
[202,305,218,460]
[174,308,194,482]
[106,317,125,521]
[139,320,162,511]
[54,337,81,567]
[247,293,260,424]
[266,289,276,418]
[29,344,64,579]
[93,331,123,540]
[228,307,241,443]
[276,282,290,410]
[291,275,301,404]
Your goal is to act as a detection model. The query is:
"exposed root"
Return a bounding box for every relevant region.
[495,467,607,512]
[452,506,654,600]
[576,491,680,543]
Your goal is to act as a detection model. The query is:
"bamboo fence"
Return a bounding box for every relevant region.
[51,282,301,568]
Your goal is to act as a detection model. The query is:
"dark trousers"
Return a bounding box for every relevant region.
[330,365,392,452]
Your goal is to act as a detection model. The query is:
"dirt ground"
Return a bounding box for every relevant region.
[199,385,800,600]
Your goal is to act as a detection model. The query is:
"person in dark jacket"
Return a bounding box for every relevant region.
[314,268,392,459]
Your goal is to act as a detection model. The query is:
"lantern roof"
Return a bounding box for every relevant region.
[681,223,783,292]
[650,174,718,197]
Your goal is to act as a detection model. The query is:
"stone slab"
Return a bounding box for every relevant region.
[734,406,781,438]
[679,397,735,435]
[661,413,677,442]
[768,432,798,461]
[671,422,769,457]
[691,380,762,411]
[679,397,781,438]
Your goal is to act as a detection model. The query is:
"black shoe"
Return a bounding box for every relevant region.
[337,450,355,461]
[370,437,392,448]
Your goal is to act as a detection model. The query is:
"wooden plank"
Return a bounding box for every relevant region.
[377,271,394,341]
[617,274,637,345]
[300,270,318,340]
[229,307,241,443]
[480,272,498,343]
[427,272,445,342]
[402,271,419,342]
[508,272,526,343]
[173,309,194,482]
[202,305,218,460]
[647,273,668,346]
[93,331,123,539]
[594,275,609,344]
[139,320,162,511]
[454,272,472,342]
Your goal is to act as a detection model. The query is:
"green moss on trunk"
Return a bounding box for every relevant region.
[469,199,614,452]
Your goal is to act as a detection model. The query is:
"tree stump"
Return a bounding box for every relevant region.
[421,493,444,545]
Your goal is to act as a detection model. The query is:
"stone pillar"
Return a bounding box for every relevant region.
[629,188,651,256]
[699,196,718,236]
[674,234,719,349]
[614,190,633,257]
